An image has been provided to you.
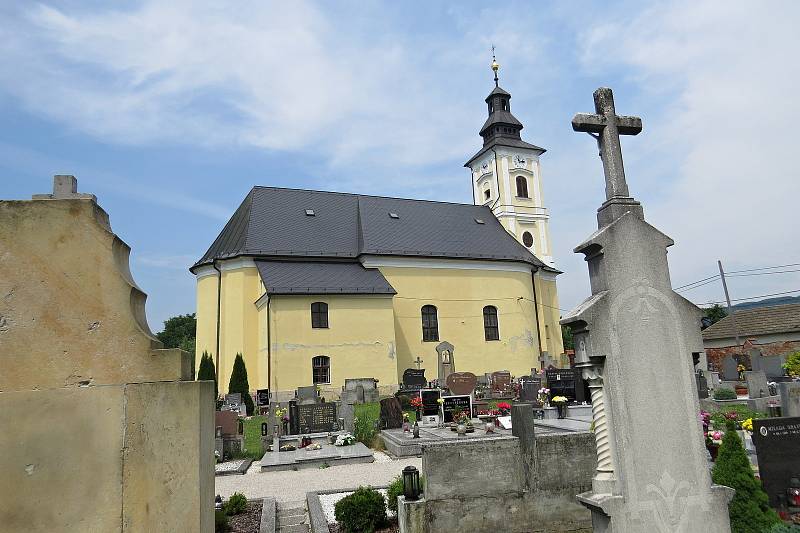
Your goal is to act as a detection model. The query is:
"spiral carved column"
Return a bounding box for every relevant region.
[582,356,616,495]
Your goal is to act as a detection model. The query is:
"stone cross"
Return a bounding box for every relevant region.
[572,88,642,201]
[32,175,96,201]
[413,357,423,369]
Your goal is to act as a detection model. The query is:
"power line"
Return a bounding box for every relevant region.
[676,277,720,292]
[728,268,800,278]
[697,288,800,307]
[674,274,719,291]
[727,262,800,274]
[673,261,800,290]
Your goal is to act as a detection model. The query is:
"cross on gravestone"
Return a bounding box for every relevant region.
[413,356,423,369]
[572,88,642,201]
[32,175,97,201]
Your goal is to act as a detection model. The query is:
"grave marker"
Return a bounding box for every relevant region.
[402,368,428,391]
[491,371,512,397]
[780,382,800,417]
[294,402,338,434]
[446,372,477,396]
[436,341,455,384]
[380,397,404,429]
[441,395,472,423]
[256,389,270,406]
[720,355,739,381]
[545,368,583,403]
[752,417,800,507]
[744,370,769,399]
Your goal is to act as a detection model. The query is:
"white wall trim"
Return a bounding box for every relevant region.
[194,265,218,280]
[361,255,534,274]
[536,270,559,282]
[219,257,257,272]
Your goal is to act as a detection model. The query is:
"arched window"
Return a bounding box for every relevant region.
[522,231,534,248]
[312,356,330,384]
[483,306,499,341]
[516,176,529,198]
[311,302,328,329]
[421,305,439,342]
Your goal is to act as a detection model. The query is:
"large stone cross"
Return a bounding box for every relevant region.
[572,88,642,201]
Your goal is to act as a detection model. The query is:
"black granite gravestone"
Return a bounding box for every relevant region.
[545,368,585,403]
[294,402,338,434]
[441,395,472,423]
[256,389,270,406]
[402,368,427,391]
[752,417,800,507]
[420,389,441,417]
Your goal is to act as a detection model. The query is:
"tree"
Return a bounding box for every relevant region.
[784,350,800,378]
[561,324,574,350]
[197,351,218,400]
[156,313,196,356]
[702,304,728,329]
[228,353,254,416]
[711,423,779,533]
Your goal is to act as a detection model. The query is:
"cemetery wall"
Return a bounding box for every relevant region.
[268,294,398,397]
[705,338,800,371]
[0,381,214,532]
[380,264,561,375]
[0,200,193,392]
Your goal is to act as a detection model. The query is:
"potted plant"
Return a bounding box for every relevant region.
[706,430,723,460]
[551,396,569,418]
[410,396,423,421]
[737,363,746,381]
[274,407,288,437]
[537,387,550,408]
[497,402,512,416]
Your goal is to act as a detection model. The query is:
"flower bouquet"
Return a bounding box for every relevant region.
[537,387,551,406]
[551,396,569,419]
[497,402,512,416]
[334,433,356,446]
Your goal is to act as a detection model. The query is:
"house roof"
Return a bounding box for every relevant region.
[256,260,396,295]
[701,303,800,341]
[192,186,555,272]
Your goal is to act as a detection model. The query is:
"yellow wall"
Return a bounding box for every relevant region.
[378,265,543,379]
[195,270,219,367]
[534,274,566,364]
[266,295,398,397]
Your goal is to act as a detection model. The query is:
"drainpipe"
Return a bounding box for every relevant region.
[531,269,545,368]
[213,260,222,383]
[266,296,272,397]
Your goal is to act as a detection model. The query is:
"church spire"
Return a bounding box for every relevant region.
[479,50,523,146]
[491,45,500,87]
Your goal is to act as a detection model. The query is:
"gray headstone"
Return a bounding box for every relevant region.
[779,382,800,417]
[512,403,536,481]
[761,356,786,379]
[696,372,708,399]
[562,87,733,530]
[435,341,455,384]
[744,371,769,399]
[296,385,318,405]
[720,355,739,381]
[702,370,721,390]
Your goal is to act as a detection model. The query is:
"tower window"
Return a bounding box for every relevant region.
[502,99,508,111]
[311,302,328,328]
[516,176,529,198]
[421,305,439,342]
[483,306,499,341]
[312,356,330,384]
[484,189,491,200]
[522,231,534,248]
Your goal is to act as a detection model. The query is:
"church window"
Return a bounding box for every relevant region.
[311,302,328,328]
[483,306,499,341]
[484,189,491,200]
[516,176,529,198]
[421,305,439,342]
[312,355,330,384]
[522,231,534,248]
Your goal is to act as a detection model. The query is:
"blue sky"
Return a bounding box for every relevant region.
[2,1,799,332]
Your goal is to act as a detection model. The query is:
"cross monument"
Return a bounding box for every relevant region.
[413,357,423,370]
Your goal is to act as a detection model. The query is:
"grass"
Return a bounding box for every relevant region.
[240,415,266,460]
[353,401,420,448]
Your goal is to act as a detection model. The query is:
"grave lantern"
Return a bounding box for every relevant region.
[402,465,421,501]
[787,476,800,507]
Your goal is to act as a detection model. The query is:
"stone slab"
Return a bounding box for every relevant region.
[779,382,800,417]
[259,442,374,472]
[744,370,769,399]
[535,418,592,433]
[260,497,276,533]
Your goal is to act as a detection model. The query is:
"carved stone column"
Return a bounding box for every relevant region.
[582,355,616,495]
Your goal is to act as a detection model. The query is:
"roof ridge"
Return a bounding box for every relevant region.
[251,185,486,208]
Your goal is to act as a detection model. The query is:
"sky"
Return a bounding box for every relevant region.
[2,0,799,333]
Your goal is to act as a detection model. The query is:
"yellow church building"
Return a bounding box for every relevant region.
[191,67,565,400]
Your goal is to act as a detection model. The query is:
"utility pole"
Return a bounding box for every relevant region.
[717,260,741,347]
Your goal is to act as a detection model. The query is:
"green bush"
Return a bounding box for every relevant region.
[334,486,387,533]
[228,353,254,415]
[710,405,767,430]
[224,492,247,516]
[197,351,218,400]
[784,351,800,378]
[766,524,800,533]
[713,387,737,400]
[386,475,404,513]
[214,509,229,532]
[712,424,779,533]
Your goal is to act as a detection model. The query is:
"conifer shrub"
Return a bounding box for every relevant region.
[386,475,404,513]
[713,387,737,400]
[334,486,387,533]
[197,351,218,400]
[224,492,247,516]
[711,423,779,533]
[766,524,800,533]
[228,353,254,415]
[214,509,229,532]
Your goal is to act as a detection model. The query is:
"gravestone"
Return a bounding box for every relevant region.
[545,368,584,403]
[296,385,319,405]
[561,87,732,531]
[436,341,455,385]
[340,378,379,432]
[744,370,769,399]
[402,369,428,391]
[696,372,709,399]
[256,389,270,406]
[441,395,472,423]
[720,355,739,381]
[446,372,477,396]
[380,397,404,429]
[292,402,337,434]
[751,350,786,379]
[225,393,242,406]
[702,370,721,391]
[491,371,512,396]
[215,410,240,437]
[752,417,800,507]
[420,389,442,424]
[780,382,800,417]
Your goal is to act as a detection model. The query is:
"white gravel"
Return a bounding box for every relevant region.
[318,488,395,525]
[215,451,421,504]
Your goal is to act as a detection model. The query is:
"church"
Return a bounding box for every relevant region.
[191,61,565,400]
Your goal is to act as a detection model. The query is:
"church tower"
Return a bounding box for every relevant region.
[465,56,555,267]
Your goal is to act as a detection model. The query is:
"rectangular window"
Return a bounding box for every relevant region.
[311,302,328,329]
[312,356,330,384]
[483,306,500,341]
[421,305,439,342]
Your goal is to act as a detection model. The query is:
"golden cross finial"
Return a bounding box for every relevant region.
[491,45,500,87]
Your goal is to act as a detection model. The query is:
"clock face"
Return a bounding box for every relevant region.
[481,161,489,172]
[514,155,526,168]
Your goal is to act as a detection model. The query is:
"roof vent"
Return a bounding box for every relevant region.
[305,209,315,216]
[389,212,399,219]
[475,218,485,224]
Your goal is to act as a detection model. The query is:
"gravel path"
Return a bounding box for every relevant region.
[215,452,422,503]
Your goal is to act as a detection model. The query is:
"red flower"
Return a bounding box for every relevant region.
[497,402,512,411]
[410,397,423,408]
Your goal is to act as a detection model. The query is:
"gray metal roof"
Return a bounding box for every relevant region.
[256,260,396,295]
[192,187,553,271]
